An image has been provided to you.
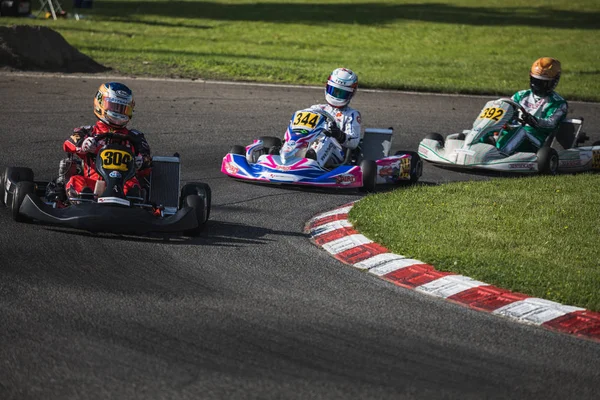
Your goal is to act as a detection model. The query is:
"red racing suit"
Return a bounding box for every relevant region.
[63,120,152,195]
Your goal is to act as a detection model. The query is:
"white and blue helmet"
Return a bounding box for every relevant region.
[325,68,358,108]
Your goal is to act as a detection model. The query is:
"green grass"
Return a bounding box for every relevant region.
[2,0,600,101]
[349,174,600,311]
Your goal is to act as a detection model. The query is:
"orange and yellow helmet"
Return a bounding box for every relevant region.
[529,57,561,97]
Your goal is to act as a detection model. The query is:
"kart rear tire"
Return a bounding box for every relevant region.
[359,160,377,193]
[180,182,212,221]
[395,151,423,184]
[12,181,35,222]
[425,133,444,147]
[230,145,246,155]
[537,147,559,175]
[258,136,282,152]
[183,194,208,236]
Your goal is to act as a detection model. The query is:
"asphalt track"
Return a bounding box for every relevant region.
[1,74,600,400]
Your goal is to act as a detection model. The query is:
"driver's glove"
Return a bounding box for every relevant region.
[325,123,346,144]
[81,137,98,153]
[134,154,144,170]
[522,113,540,128]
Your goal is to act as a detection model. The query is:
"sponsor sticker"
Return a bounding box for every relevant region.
[109,171,122,179]
[335,174,356,185]
[276,165,291,172]
[508,163,535,170]
[593,150,600,170]
[559,159,582,168]
[225,162,239,175]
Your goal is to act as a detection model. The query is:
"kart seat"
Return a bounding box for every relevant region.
[360,128,394,160]
[549,118,585,150]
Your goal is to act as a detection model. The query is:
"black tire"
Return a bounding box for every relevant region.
[12,181,35,222]
[592,140,600,146]
[183,194,208,236]
[425,132,444,147]
[0,170,5,207]
[5,166,34,186]
[258,136,282,151]
[359,160,377,193]
[180,182,212,221]
[537,147,559,175]
[395,151,423,184]
[230,145,246,155]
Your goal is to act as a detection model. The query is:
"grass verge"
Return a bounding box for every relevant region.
[349,173,600,311]
[1,0,599,101]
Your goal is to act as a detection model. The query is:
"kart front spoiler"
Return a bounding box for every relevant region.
[221,153,364,188]
[19,194,199,235]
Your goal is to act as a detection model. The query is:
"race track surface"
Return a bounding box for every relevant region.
[1,74,600,399]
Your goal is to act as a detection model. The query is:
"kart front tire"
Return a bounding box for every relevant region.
[230,145,246,155]
[258,136,282,152]
[183,194,208,236]
[0,170,5,206]
[180,182,212,221]
[12,181,35,222]
[359,160,377,193]
[425,133,444,147]
[537,147,559,175]
[5,166,34,185]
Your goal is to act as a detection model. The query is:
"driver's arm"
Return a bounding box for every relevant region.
[129,129,152,170]
[342,110,361,150]
[535,102,568,130]
[63,126,92,155]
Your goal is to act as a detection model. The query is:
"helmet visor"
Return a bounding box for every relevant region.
[326,84,353,101]
[103,98,133,117]
[530,76,555,97]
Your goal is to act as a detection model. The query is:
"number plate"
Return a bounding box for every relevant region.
[100,149,132,171]
[291,111,321,130]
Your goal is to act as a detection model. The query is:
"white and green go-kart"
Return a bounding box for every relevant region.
[418,98,600,175]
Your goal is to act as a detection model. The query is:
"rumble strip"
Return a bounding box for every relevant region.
[305,202,600,343]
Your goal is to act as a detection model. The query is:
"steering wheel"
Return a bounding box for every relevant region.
[498,98,532,125]
[311,108,339,131]
[94,132,132,142]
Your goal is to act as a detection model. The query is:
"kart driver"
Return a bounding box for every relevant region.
[495,57,568,155]
[50,82,151,201]
[303,68,362,168]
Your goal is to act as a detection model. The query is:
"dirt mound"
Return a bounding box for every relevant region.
[0,25,110,73]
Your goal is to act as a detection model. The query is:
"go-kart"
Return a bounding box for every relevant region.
[418,98,600,175]
[1,133,211,236]
[221,108,422,191]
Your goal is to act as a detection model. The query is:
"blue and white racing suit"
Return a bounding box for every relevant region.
[307,103,362,168]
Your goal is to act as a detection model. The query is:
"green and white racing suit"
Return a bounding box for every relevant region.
[495,90,568,154]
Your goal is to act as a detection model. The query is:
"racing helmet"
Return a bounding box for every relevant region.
[529,57,561,97]
[94,82,135,127]
[325,68,358,108]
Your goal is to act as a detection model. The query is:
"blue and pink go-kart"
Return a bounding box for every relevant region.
[221,108,422,191]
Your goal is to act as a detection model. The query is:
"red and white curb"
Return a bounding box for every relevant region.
[305,202,600,342]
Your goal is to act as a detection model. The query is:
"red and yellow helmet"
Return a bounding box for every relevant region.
[94,82,135,127]
[529,57,561,97]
